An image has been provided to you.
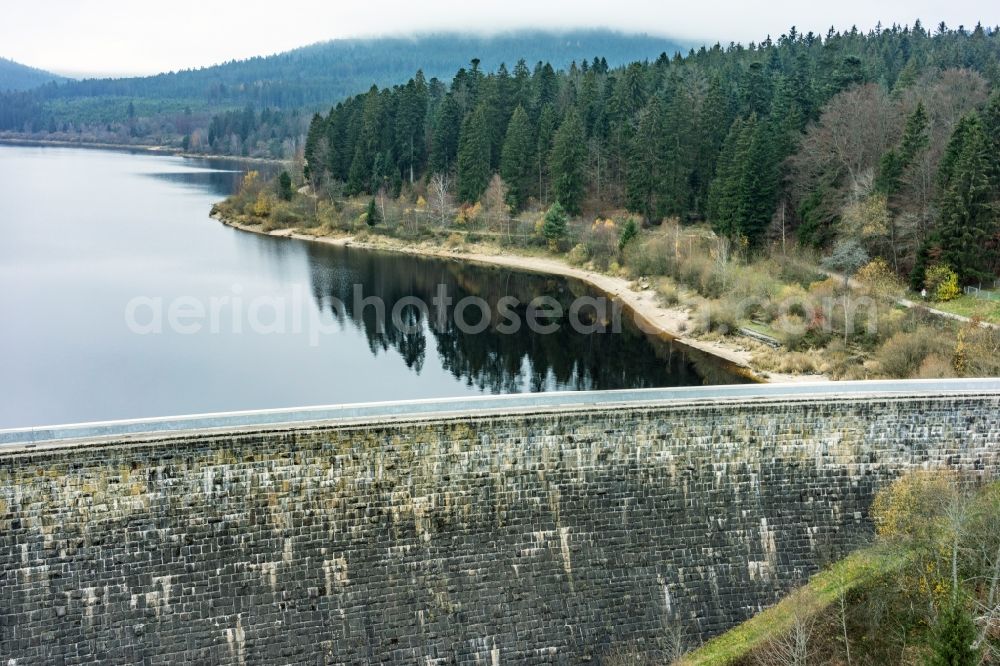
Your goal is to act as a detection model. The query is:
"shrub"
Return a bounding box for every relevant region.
[567,243,589,266]
[676,255,729,298]
[777,314,810,350]
[655,279,680,306]
[271,205,301,226]
[925,264,961,301]
[953,323,1000,377]
[769,284,813,322]
[730,262,781,301]
[622,234,673,277]
[691,299,740,335]
[583,218,617,268]
[875,329,947,378]
[917,354,957,379]
[855,258,905,298]
[752,349,822,374]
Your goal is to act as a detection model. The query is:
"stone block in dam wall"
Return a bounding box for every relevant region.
[1,395,998,664]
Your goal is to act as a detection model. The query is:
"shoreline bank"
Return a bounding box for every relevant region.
[212,213,828,385]
[0,136,286,164]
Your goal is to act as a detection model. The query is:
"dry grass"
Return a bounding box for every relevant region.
[752,348,824,375]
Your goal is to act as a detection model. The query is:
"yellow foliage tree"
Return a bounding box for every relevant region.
[239,170,260,196]
[871,471,959,611]
[253,191,273,217]
[855,258,905,298]
[925,264,961,301]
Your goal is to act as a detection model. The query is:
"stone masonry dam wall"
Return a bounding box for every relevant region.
[2,388,999,664]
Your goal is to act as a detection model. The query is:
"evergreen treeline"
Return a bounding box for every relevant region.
[0,30,687,140]
[303,21,1000,284]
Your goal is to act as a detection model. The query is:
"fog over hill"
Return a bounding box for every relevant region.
[0,57,67,92]
[24,30,693,108]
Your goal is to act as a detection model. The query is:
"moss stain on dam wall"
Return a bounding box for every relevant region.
[1,395,999,664]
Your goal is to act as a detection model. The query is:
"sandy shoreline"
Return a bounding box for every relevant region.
[213,214,828,384]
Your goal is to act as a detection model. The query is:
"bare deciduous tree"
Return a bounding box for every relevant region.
[428,173,454,228]
[483,174,512,243]
[755,597,817,666]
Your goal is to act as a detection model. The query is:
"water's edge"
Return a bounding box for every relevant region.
[212,210,820,385]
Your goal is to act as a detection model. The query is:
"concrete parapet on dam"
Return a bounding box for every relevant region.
[2,380,999,664]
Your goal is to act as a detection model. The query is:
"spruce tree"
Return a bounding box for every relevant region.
[303,113,326,185]
[708,118,748,238]
[625,97,667,222]
[429,94,462,174]
[277,170,293,201]
[927,603,980,666]
[707,115,776,245]
[982,93,1000,194]
[457,104,491,204]
[500,105,534,211]
[365,198,380,226]
[394,72,428,184]
[737,116,779,245]
[542,202,568,249]
[549,109,587,215]
[877,102,929,195]
[535,104,558,203]
[937,113,993,283]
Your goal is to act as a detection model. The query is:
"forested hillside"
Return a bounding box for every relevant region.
[302,22,1000,285]
[0,30,688,156]
[0,57,66,92]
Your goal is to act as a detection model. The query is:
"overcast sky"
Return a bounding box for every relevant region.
[3,0,997,77]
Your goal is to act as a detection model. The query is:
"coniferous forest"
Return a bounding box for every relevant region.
[298,22,1000,287]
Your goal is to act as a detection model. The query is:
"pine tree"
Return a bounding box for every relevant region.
[549,109,587,215]
[499,105,534,211]
[456,104,491,204]
[927,603,980,666]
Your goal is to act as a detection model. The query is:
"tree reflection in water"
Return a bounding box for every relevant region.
[303,242,748,392]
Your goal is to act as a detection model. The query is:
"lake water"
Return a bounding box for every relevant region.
[0,144,743,428]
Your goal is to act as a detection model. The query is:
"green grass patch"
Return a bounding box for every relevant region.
[677,546,906,665]
[740,321,782,340]
[929,294,1000,324]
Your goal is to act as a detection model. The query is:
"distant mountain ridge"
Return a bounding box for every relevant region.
[0,57,67,92]
[30,30,693,109]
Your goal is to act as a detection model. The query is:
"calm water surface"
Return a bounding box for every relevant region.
[0,145,743,428]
